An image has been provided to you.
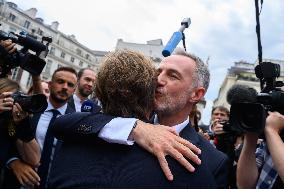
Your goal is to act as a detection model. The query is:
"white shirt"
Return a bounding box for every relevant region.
[99,115,189,145]
[73,94,83,112]
[35,101,67,151]
[153,115,189,134]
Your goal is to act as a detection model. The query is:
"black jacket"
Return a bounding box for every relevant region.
[48,113,229,189]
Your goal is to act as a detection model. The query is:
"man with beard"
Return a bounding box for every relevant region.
[34,66,77,189]
[48,49,228,189]
[68,68,98,112]
[5,67,77,189]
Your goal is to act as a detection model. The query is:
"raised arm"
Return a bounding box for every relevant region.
[237,133,259,189]
[264,111,284,181]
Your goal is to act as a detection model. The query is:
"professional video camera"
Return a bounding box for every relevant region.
[11,91,48,113]
[0,29,52,78]
[226,62,284,134]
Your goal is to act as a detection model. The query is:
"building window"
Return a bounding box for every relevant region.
[85,54,89,60]
[70,57,75,63]
[26,74,33,88]
[60,52,65,59]
[11,67,19,80]
[24,20,30,29]
[49,47,55,55]
[79,61,83,67]
[37,28,43,35]
[76,48,82,56]
[9,13,16,22]
[44,60,52,75]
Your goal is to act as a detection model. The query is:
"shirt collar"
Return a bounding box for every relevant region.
[45,100,67,115]
[153,114,189,134]
[73,93,83,104]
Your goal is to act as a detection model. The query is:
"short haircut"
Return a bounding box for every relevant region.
[211,105,230,116]
[96,50,157,120]
[52,67,77,80]
[0,78,20,93]
[77,68,95,80]
[173,48,210,91]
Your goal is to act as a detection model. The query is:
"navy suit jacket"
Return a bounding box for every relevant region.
[1,104,76,189]
[48,113,229,189]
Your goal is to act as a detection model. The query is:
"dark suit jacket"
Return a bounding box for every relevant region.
[1,104,75,189]
[48,114,229,189]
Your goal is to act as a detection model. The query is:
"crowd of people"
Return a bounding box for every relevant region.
[0,37,284,189]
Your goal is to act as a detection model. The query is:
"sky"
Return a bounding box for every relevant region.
[9,0,284,124]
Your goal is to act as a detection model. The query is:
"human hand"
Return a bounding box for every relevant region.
[10,159,40,187]
[12,102,28,124]
[212,119,225,135]
[201,132,211,140]
[265,111,284,134]
[0,92,14,113]
[0,39,17,54]
[131,120,201,181]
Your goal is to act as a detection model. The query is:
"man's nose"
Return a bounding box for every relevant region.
[62,82,68,89]
[157,74,166,86]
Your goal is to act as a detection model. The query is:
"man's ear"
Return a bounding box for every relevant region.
[189,87,206,103]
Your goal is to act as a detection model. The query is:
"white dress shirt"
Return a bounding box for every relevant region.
[35,101,67,151]
[99,115,189,145]
[73,94,83,112]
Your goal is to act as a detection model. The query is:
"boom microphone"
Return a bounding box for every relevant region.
[162,18,191,57]
[226,84,258,105]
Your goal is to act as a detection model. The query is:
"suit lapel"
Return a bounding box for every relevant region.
[30,113,42,134]
[65,104,76,114]
[179,123,201,146]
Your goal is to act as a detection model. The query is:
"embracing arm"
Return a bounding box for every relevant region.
[52,113,201,181]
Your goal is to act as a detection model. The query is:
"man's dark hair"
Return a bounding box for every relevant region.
[96,50,157,120]
[77,68,94,80]
[211,105,230,116]
[52,67,77,80]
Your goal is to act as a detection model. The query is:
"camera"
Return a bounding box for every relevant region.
[0,29,52,78]
[229,62,284,133]
[12,91,48,113]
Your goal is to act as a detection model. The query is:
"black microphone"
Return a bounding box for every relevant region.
[81,99,95,112]
[226,84,258,105]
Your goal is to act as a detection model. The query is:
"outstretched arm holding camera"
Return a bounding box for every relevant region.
[237,132,259,189]
[237,111,284,189]
[12,103,40,166]
[264,111,284,181]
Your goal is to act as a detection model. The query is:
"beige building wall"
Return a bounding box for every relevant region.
[0,1,108,91]
[214,59,284,109]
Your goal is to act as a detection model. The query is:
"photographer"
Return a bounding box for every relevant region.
[0,78,40,167]
[211,106,242,189]
[0,39,42,188]
[0,78,41,188]
[237,111,284,189]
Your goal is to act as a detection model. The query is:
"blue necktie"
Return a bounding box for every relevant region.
[37,109,60,189]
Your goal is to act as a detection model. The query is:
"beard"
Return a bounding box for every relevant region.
[155,88,192,116]
[78,86,92,98]
[50,90,69,104]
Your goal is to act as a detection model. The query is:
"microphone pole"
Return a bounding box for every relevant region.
[162,18,191,57]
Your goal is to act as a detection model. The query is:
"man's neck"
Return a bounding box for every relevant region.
[75,91,87,102]
[158,111,189,126]
[49,97,66,109]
